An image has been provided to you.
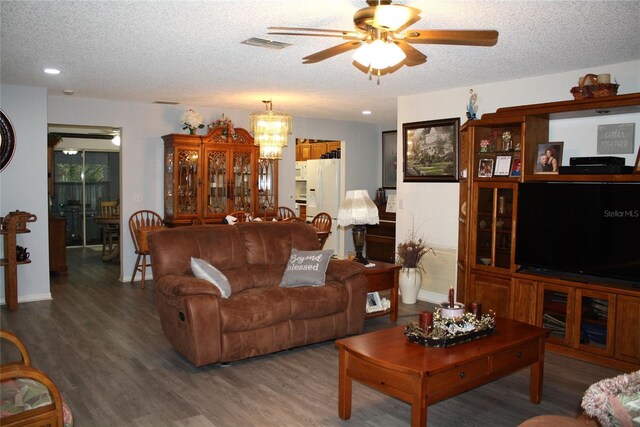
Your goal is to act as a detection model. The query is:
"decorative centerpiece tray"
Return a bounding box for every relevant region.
[405,308,496,348]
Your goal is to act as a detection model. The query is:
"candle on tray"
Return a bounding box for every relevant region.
[470,301,483,320]
[419,311,433,331]
[449,286,455,308]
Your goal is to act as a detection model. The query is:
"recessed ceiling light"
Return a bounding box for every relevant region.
[44,68,61,75]
[62,89,74,95]
[362,110,372,115]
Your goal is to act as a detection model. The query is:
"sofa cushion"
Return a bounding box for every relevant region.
[282,281,348,319]
[280,249,333,287]
[219,288,290,332]
[190,257,232,298]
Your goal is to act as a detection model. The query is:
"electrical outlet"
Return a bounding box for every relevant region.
[134,194,143,202]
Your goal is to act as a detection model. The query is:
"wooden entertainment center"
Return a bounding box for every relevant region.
[457,93,640,371]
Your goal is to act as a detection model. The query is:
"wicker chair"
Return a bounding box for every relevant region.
[128,210,164,289]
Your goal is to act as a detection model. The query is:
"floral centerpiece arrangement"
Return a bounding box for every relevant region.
[405,307,496,347]
[180,109,204,135]
[209,114,236,138]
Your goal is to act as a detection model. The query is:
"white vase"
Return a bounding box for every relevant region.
[399,268,421,304]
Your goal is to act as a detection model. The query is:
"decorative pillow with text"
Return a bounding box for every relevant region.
[280,249,333,288]
[190,257,232,298]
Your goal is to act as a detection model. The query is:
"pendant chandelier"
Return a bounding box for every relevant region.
[249,100,292,159]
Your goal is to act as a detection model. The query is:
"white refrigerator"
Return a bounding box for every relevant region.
[306,159,341,256]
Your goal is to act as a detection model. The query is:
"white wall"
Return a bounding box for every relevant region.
[397,60,640,303]
[1,88,381,304]
[0,85,52,303]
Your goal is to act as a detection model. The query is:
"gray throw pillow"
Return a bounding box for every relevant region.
[190,257,232,298]
[280,249,334,287]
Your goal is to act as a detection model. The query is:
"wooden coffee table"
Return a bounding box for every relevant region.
[336,318,550,427]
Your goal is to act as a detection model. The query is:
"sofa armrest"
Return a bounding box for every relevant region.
[325,260,365,282]
[155,274,222,298]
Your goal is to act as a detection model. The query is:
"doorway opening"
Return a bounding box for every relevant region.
[47,124,121,275]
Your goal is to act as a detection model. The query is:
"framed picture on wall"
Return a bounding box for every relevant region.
[382,130,397,188]
[402,118,460,182]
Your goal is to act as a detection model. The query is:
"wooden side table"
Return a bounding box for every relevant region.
[362,261,401,321]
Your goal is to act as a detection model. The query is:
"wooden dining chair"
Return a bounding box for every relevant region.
[228,211,250,223]
[311,212,332,249]
[277,206,297,221]
[128,210,164,289]
[281,216,305,222]
[99,201,120,259]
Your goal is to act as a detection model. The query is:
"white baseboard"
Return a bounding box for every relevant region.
[0,293,52,306]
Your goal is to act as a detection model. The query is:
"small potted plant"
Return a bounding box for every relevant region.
[397,227,435,304]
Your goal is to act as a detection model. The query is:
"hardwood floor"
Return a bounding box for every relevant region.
[1,248,622,426]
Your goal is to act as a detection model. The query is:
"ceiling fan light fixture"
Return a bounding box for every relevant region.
[373,5,417,31]
[353,39,405,69]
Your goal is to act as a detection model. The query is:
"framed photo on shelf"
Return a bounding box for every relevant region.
[494,155,512,176]
[382,130,397,188]
[478,158,494,177]
[534,142,564,174]
[366,292,384,313]
[510,159,522,177]
[402,117,460,182]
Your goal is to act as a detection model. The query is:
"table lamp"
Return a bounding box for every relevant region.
[337,190,379,264]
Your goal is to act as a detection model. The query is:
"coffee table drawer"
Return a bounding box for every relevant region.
[492,341,539,372]
[427,357,489,392]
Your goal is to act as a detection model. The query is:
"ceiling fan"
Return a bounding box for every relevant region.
[269,0,498,81]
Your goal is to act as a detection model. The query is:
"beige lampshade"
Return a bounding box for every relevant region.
[337,190,379,226]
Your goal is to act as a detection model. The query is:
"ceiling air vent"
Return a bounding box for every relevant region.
[241,37,292,50]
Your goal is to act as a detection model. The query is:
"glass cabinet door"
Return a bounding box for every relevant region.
[540,284,574,347]
[576,289,615,356]
[204,149,228,216]
[177,149,199,215]
[164,150,175,216]
[257,158,277,217]
[474,184,514,270]
[232,150,252,212]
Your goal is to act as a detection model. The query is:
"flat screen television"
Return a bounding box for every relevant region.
[515,182,640,287]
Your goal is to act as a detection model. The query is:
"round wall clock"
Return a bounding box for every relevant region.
[0,109,17,172]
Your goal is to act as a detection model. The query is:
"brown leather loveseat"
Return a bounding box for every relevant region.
[148,222,368,366]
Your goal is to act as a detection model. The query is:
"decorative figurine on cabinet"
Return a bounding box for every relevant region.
[466,89,478,120]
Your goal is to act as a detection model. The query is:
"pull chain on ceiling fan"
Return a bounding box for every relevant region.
[269,0,498,83]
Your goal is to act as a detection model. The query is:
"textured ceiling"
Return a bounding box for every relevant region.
[1,0,639,125]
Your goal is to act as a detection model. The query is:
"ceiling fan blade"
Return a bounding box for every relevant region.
[394,14,421,34]
[268,31,362,40]
[268,26,358,36]
[303,41,362,64]
[395,41,427,67]
[402,29,499,46]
